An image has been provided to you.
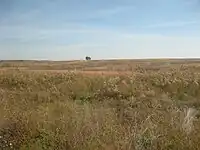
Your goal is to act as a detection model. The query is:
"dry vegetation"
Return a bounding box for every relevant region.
[1,59,200,149]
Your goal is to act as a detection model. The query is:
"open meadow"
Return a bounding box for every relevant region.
[1,59,200,149]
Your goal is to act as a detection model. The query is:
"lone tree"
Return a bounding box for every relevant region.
[85,56,91,60]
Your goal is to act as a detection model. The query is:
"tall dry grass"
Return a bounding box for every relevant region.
[0,67,200,149]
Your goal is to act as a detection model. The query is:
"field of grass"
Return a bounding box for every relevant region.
[1,59,200,149]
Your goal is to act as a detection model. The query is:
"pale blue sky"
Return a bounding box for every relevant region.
[0,0,200,60]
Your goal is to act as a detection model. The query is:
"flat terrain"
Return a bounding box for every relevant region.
[1,58,200,74]
[1,59,200,149]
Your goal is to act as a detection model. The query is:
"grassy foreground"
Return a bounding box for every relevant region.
[0,67,200,149]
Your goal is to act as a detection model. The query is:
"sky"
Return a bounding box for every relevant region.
[0,0,200,60]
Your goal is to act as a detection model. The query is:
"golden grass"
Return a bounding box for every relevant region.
[0,60,200,149]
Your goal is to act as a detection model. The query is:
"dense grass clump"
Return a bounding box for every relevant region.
[1,66,200,149]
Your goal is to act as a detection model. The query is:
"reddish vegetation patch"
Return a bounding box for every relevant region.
[0,67,133,77]
[23,69,132,76]
[77,71,132,76]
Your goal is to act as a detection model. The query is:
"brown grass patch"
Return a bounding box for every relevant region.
[0,60,200,149]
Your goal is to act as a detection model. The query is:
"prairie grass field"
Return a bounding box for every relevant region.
[1,59,200,149]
